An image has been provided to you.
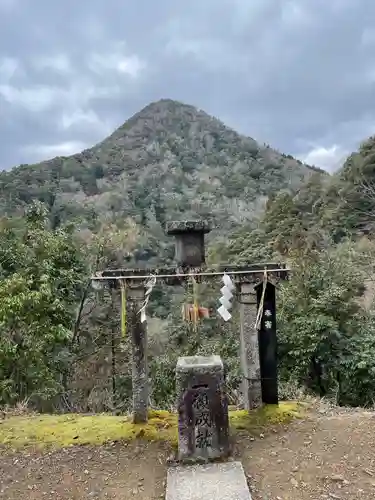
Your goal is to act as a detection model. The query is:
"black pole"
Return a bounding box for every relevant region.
[256,281,278,404]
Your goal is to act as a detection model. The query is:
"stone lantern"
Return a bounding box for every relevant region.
[166,220,211,267]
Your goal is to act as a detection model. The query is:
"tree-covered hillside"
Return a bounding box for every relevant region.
[2,100,375,414]
[216,135,375,407]
[0,99,322,260]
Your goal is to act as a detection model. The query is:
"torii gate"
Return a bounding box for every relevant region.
[91,221,289,423]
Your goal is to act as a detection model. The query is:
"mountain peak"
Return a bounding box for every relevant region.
[138,98,204,114]
[112,98,216,137]
[107,98,256,154]
[0,99,320,233]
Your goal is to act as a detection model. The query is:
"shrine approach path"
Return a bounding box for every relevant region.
[1,403,375,499]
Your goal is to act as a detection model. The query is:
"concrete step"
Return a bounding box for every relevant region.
[165,461,252,500]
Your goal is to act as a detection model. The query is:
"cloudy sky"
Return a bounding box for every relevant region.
[0,0,374,172]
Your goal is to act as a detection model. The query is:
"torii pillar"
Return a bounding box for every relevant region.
[128,285,148,424]
[239,283,262,409]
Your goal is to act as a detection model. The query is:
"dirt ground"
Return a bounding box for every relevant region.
[237,405,375,499]
[0,440,170,500]
[1,405,375,499]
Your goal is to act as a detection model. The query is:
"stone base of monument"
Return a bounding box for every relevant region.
[165,461,252,500]
[176,355,230,463]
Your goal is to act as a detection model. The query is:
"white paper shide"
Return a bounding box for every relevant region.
[217,272,235,321]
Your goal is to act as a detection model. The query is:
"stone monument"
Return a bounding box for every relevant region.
[176,355,230,462]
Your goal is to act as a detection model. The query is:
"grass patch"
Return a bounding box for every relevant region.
[0,402,304,450]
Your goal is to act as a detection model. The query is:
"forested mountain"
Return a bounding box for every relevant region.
[0,99,323,264]
[2,99,375,414]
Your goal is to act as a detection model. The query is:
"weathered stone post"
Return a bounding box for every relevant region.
[127,285,149,423]
[176,355,230,462]
[239,283,262,410]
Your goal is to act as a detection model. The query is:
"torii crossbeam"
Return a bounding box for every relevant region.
[91,221,289,423]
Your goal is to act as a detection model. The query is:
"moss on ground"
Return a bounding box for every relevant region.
[0,402,305,450]
[229,401,305,432]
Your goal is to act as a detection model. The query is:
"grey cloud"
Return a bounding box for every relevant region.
[0,0,374,171]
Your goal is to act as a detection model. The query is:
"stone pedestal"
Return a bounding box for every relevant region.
[239,283,262,410]
[166,462,252,500]
[176,355,229,462]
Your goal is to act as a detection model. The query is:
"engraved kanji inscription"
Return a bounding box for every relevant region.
[192,390,209,411]
[195,427,213,448]
[195,411,212,427]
